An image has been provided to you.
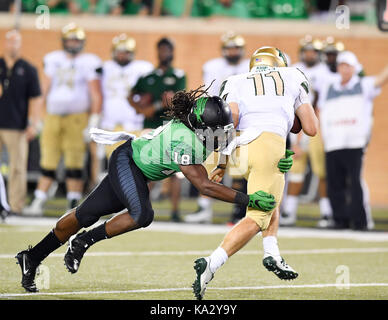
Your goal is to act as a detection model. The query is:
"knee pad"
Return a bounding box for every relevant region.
[41,168,56,179]
[65,169,83,179]
[136,209,154,228]
[75,207,100,228]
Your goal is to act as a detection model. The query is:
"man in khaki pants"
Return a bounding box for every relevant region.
[0,30,42,215]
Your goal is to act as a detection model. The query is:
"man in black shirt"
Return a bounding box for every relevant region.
[0,30,42,215]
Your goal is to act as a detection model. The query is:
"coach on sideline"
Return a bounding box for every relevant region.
[318,51,388,230]
[0,30,42,216]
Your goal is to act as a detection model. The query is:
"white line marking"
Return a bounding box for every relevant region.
[2,218,388,241]
[1,247,388,259]
[1,283,388,298]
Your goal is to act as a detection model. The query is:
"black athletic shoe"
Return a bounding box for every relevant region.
[64,231,89,274]
[15,247,40,292]
[170,211,181,223]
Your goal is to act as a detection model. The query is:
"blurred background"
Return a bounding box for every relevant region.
[0,0,387,229]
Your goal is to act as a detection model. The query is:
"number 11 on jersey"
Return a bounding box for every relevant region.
[247,71,284,96]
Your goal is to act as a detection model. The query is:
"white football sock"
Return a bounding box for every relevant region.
[209,247,228,273]
[262,236,280,258]
[34,189,48,201]
[319,197,332,217]
[283,195,298,216]
[198,196,213,210]
[67,191,82,201]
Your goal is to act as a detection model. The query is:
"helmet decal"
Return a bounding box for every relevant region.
[193,97,208,124]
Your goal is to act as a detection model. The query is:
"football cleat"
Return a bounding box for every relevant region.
[192,257,214,300]
[184,208,213,224]
[15,247,40,292]
[64,231,89,274]
[317,215,334,228]
[279,211,296,226]
[22,198,45,217]
[263,255,298,280]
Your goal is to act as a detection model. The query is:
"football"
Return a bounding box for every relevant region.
[291,115,302,134]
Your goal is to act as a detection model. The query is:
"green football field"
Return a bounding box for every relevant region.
[1,200,388,300]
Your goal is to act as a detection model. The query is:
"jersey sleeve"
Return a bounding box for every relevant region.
[292,68,311,110]
[174,70,187,91]
[219,76,239,104]
[85,55,103,81]
[361,76,381,100]
[27,65,42,98]
[43,52,57,78]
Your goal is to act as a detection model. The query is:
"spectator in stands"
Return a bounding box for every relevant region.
[122,0,153,15]
[0,30,42,215]
[191,0,250,19]
[0,0,14,11]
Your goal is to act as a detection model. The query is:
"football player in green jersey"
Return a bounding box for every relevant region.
[15,85,287,293]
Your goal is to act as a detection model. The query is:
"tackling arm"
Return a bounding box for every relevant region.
[180,164,276,212]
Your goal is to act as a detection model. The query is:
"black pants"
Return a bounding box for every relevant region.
[75,139,154,229]
[325,148,367,229]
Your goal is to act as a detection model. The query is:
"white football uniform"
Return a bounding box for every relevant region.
[44,50,102,115]
[203,57,250,96]
[221,65,311,155]
[289,61,328,150]
[100,59,153,131]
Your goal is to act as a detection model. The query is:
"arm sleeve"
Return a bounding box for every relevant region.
[220,77,239,104]
[175,73,187,91]
[43,54,55,78]
[85,56,103,81]
[362,76,381,100]
[27,66,42,98]
[294,86,310,111]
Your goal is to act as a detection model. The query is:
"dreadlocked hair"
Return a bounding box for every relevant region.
[164,81,214,128]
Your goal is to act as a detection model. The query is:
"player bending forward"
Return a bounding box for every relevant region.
[15,85,294,293]
[192,47,319,300]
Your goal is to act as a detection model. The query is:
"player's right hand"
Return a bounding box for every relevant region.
[209,166,226,183]
[248,191,276,212]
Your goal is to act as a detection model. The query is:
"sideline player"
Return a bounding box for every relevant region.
[100,33,153,159]
[281,36,332,227]
[192,46,318,300]
[15,86,286,293]
[23,23,102,215]
[185,31,250,224]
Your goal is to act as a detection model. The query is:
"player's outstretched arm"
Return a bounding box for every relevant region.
[180,164,276,212]
[374,65,388,88]
[295,103,319,137]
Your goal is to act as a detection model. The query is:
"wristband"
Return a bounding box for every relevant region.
[234,191,249,207]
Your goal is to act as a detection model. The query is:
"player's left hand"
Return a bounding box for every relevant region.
[210,166,226,183]
[277,149,294,173]
[248,190,276,212]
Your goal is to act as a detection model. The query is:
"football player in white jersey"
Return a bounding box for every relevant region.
[100,34,153,158]
[184,31,250,224]
[192,47,319,300]
[281,36,333,228]
[24,23,102,216]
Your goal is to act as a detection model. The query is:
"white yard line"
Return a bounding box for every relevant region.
[2,216,388,241]
[1,283,388,298]
[1,247,388,259]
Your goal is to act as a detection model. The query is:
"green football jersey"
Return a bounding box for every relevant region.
[131,120,211,181]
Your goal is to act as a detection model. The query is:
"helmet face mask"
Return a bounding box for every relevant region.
[221,32,245,65]
[112,34,136,66]
[61,23,85,56]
